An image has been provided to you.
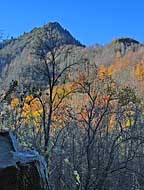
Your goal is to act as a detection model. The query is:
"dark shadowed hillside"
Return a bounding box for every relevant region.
[0,22,83,89]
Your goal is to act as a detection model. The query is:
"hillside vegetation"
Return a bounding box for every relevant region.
[0,22,144,190]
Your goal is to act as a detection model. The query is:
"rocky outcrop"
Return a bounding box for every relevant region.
[0,131,48,190]
[108,37,142,55]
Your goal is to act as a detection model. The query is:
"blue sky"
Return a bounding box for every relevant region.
[0,0,144,45]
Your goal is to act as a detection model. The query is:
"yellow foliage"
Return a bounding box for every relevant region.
[22,96,42,124]
[109,114,116,130]
[125,118,134,128]
[134,63,144,80]
[108,65,115,76]
[10,98,19,108]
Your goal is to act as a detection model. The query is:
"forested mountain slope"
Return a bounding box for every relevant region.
[0,22,144,95]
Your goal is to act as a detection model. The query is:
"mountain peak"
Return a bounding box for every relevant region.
[43,21,63,29]
[30,21,84,48]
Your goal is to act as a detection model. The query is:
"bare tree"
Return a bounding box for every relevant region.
[67,74,144,190]
[31,30,86,156]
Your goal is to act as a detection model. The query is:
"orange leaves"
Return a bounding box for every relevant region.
[78,109,88,122]
[69,82,79,92]
[103,95,111,102]
[25,95,34,103]
[96,95,111,108]
[29,98,42,112]
[52,107,69,130]
[98,65,115,80]
[107,65,115,76]
[98,65,107,80]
